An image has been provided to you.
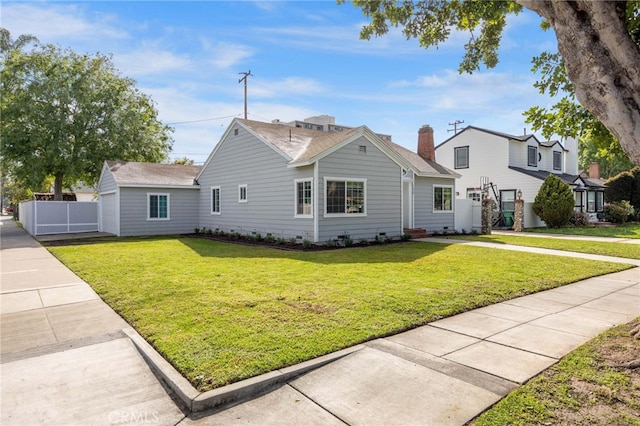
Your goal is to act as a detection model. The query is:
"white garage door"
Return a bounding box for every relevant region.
[100,193,118,235]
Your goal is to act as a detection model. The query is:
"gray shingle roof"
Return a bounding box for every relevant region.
[106,161,201,186]
[238,119,456,177]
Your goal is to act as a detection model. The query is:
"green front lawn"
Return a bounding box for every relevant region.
[446,234,640,260]
[525,222,640,239]
[47,237,631,391]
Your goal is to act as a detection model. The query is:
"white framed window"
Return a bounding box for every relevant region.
[454,146,469,169]
[466,189,481,202]
[527,146,538,167]
[211,186,221,214]
[147,193,169,220]
[324,178,366,216]
[553,151,562,170]
[295,179,313,218]
[238,184,248,203]
[587,191,604,213]
[433,185,453,212]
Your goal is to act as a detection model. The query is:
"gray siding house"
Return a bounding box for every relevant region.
[97,161,201,236]
[98,117,458,240]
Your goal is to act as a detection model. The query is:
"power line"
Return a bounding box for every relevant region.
[166,114,240,125]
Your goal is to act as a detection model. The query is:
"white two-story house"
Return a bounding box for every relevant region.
[435,126,605,228]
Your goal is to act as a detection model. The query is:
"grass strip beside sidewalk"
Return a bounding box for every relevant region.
[447,234,640,260]
[473,319,640,426]
[47,237,631,391]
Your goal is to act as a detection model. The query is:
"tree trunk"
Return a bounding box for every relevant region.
[517,0,640,166]
[54,172,64,201]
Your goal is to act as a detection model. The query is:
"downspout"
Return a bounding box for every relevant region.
[314,161,319,243]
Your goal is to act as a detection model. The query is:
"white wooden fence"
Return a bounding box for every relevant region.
[19,201,98,236]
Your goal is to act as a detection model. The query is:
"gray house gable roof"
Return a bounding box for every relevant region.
[436,125,566,151]
[197,118,458,180]
[105,161,201,187]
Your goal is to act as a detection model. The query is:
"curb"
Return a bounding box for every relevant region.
[122,327,364,413]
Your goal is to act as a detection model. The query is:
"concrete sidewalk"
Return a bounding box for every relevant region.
[1,216,638,425]
[492,229,640,244]
[0,216,185,425]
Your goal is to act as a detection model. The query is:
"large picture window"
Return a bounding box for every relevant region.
[211,186,220,214]
[454,146,469,169]
[527,146,538,167]
[433,186,453,212]
[148,193,169,220]
[295,179,313,217]
[325,178,365,216]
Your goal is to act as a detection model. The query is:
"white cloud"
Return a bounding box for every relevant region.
[206,42,254,69]
[1,3,128,43]
[114,45,191,76]
[252,77,326,98]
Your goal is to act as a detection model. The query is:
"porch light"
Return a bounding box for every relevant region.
[517,189,522,200]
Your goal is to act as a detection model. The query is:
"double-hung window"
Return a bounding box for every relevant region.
[211,186,221,214]
[527,146,538,167]
[433,186,453,212]
[325,178,366,216]
[295,179,313,217]
[553,151,562,171]
[148,193,169,220]
[454,146,469,169]
[238,184,248,203]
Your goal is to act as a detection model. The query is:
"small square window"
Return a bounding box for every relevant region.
[359,145,367,154]
[148,193,169,220]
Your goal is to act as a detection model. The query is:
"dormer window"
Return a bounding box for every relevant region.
[553,151,562,171]
[527,146,538,167]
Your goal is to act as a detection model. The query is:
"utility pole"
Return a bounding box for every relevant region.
[448,119,464,134]
[238,70,253,119]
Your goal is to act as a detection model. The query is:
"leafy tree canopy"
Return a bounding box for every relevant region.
[345,0,640,166]
[0,29,173,200]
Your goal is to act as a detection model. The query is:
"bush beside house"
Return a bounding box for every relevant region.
[533,174,575,228]
[605,167,640,220]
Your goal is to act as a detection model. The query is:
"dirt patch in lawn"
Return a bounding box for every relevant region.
[551,322,640,425]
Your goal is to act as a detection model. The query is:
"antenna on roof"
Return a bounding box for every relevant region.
[238,70,253,119]
[448,120,464,134]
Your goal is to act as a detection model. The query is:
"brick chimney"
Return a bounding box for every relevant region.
[417,125,435,162]
[588,162,600,179]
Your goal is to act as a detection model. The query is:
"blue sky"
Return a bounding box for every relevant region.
[2,1,559,164]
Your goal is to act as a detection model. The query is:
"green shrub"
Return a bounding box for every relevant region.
[605,167,639,208]
[302,239,312,249]
[533,174,575,228]
[604,201,633,223]
[569,211,590,227]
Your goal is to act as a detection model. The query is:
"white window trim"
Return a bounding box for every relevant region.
[432,185,454,213]
[323,177,367,218]
[147,193,170,221]
[211,186,221,215]
[294,178,313,218]
[238,184,248,203]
